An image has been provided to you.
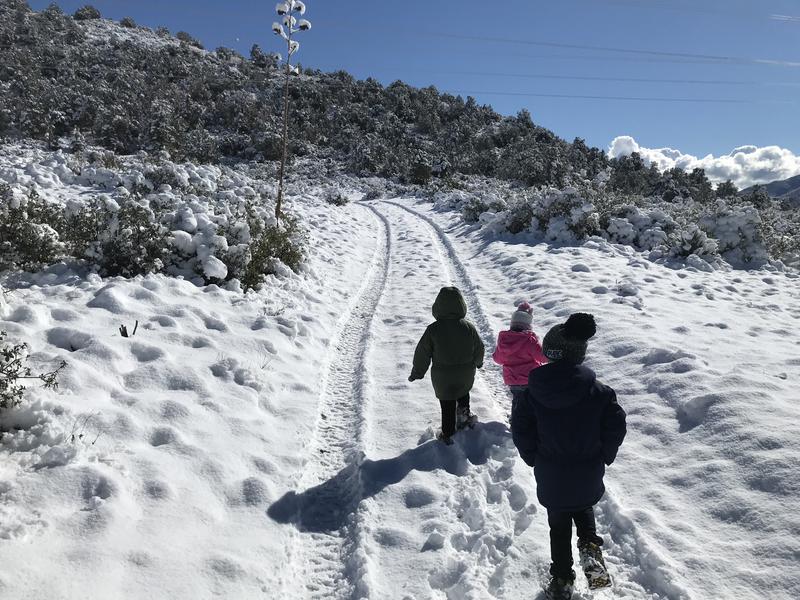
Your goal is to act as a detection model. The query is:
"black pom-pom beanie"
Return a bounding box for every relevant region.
[542,313,597,364]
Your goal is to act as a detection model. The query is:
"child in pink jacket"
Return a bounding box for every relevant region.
[492,302,547,409]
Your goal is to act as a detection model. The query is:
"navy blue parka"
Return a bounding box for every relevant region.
[511,361,627,511]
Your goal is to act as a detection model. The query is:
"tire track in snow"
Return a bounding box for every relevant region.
[278,203,390,599]
[388,199,686,600]
[382,200,508,408]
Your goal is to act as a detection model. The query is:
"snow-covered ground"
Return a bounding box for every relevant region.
[2,168,800,599]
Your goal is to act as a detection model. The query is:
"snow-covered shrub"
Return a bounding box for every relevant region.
[700,200,768,266]
[325,188,349,206]
[504,195,535,234]
[0,188,66,271]
[72,5,101,20]
[144,165,186,191]
[410,162,433,185]
[97,200,169,277]
[120,17,137,29]
[176,31,204,49]
[535,189,600,242]
[462,194,506,223]
[241,215,306,291]
[669,225,719,260]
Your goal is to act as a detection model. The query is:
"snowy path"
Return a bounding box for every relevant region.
[271,199,688,599]
[373,201,679,600]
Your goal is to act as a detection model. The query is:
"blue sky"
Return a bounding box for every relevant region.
[31,0,800,160]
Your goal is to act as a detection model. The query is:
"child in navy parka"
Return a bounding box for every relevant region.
[511,313,626,599]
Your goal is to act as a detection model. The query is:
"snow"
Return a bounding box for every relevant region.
[2,156,800,599]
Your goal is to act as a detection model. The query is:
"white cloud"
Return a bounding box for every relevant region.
[608,135,800,189]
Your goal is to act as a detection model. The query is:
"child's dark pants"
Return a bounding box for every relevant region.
[509,385,527,412]
[547,506,604,578]
[439,394,470,437]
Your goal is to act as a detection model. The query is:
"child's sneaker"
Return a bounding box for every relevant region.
[456,406,476,430]
[578,541,611,589]
[544,572,575,600]
[436,431,454,445]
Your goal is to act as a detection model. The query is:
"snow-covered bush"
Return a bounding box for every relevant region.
[100,200,170,277]
[241,215,306,291]
[668,225,719,260]
[0,145,310,286]
[325,188,349,206]
[505,195,535,234]
[462,194,506,223]
[73,5,101,20]
[176,31,204,49]
[120,17,137,29]
[410,162,433,186]
[700,200,768,266]
[0,187,66,271]
[535,189,600,242]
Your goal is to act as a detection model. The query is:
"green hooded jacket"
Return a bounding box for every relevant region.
[410,286,485,401]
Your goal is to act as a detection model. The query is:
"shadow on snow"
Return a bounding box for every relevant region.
[267,420,511,533]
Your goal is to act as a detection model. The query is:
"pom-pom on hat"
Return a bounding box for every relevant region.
[542,313,596,364]
[510,301,534,330]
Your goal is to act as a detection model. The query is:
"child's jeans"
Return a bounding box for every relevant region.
[547,506,604,579]
[439,394,470,437]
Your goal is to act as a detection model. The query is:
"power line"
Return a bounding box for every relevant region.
[320,21,800,68]
[415,69,753,86]
[431,32,800,68]
[444,90,750,104]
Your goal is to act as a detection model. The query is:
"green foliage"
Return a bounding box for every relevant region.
[176,31,204,49]
[99,201,169,277]
[462,195,506,223]
[325,189,349,206]
[505,197,535,234]
[716,180,738,199]
[410,163,433,186]
[0,331,27,411]
[73,5,101,20]
[242,215,306,291]
[0,330,66,413]
[742,186,772,209]
[0,189,66,271]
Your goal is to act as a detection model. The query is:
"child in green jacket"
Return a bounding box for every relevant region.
[408,286,485,444]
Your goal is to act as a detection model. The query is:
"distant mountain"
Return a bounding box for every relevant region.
[743,174,800,201]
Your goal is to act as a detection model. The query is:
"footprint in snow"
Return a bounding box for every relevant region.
[143,479,172,501]
[404,486,438,509]
[129,342,165,363]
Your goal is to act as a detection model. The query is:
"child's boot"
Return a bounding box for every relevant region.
[578,540,611,589]
[436,431,454,445]
[544,570,575,600]
[456,405,476,430]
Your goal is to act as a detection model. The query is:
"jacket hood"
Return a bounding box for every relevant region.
[432,286,467,320]
[528,361,596,409]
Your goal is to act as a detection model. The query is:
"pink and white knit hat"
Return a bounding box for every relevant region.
[510,302,533,329]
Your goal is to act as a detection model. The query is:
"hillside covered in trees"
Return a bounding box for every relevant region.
[1,0,740,202]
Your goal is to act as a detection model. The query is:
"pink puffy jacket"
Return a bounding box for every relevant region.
[492,329,547,386]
